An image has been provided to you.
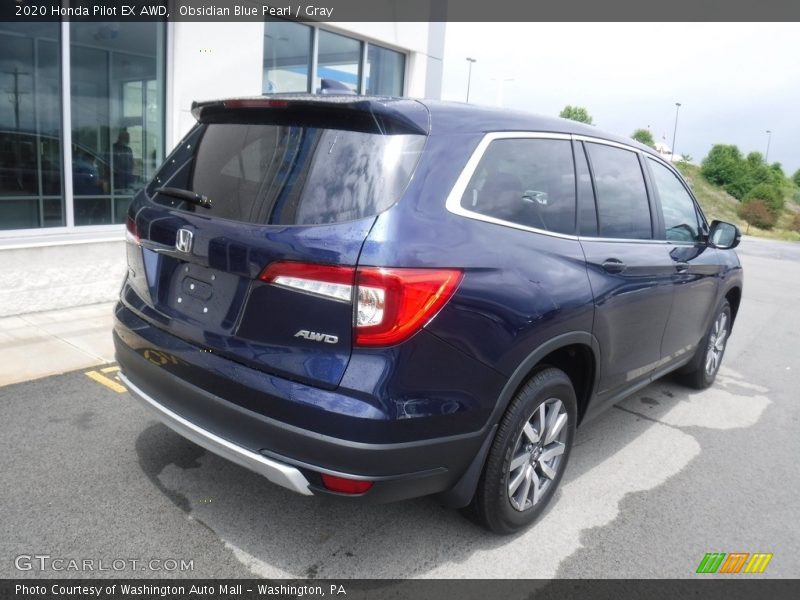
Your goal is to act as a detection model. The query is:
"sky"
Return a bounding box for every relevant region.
[441,23,800,175]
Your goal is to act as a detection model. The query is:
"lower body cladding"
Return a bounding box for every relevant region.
[113,305,501,504]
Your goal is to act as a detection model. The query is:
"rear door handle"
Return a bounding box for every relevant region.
[675,261,689,273]
[601,259,626,274]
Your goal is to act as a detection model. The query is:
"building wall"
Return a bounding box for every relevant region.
[0,241,126,317]
[169,21,265,146]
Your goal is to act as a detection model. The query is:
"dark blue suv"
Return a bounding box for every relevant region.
[114,96,743,533]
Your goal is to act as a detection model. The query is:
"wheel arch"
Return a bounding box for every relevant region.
[438,331,600,508]
[725,285,742,326]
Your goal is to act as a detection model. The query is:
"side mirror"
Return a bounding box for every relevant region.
[708,220,741,249]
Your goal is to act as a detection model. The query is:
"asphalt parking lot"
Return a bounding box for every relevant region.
[2,237,798,579]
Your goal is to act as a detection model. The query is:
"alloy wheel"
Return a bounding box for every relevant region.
[507,397,568,512]
[705,312,728,377]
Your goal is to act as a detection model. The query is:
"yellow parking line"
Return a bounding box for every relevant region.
[101,365,120,374]
[85,370,127,393]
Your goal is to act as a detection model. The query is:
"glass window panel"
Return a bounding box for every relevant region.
[122,81,143,118]
[317,30,361,93]
[648,158,702,242]
[366,45,405,96]
[170,124,425,226]
[0,199,39,229]
[70,22,165,225]
[263,19,311,94]
[0,23,63,230]
[42,198,64,227]
[586,143,652,240]
[459,138,577,235]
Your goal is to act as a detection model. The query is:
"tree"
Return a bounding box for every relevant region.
[559,105,593,125]
[631,128,655,148]
[701,144,750,198]
[743,183,784,215]
[738,200,777,230]
[702,144,744,188]
[792,213,800,234]
[792,168,800,188]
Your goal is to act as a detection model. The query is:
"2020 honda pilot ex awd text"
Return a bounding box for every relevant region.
[114,96,743,534]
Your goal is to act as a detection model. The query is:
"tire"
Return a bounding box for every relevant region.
[465,367,577,534]
[679,300,732,390]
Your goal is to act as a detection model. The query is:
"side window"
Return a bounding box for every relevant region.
[585,142,652,240]
[459,138,576,235]
[648,158,702,242]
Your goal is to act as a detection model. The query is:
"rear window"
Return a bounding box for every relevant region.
[151,124,425,226]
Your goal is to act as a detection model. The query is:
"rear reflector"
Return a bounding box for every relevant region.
[259,262,462,347]
[320,474,373,494]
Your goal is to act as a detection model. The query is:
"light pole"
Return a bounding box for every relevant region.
[765,130,772,163]
[671,102,681,162]
[465,57,476,103]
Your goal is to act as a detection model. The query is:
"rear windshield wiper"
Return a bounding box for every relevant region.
[154,187,212,209]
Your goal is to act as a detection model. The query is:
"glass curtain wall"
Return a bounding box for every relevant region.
[366,44,405,96]
[316,30,361,93]
[263,20,405,97]
[0,23,63,230]
[262,19,312,94]
[70,22,165,225]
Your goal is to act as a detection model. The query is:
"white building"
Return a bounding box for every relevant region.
[0,19,445,316]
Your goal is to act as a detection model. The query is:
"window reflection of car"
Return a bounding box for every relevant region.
[0,130,109,196]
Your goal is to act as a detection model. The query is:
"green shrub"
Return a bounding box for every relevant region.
[702,145,743,187]
[631,128,655,148]
[559,105,593,125]
[702,144,785,200]
[743,183,784,215]
[792,169,800,188]
[791,213,800,233]
[738,200,777,230]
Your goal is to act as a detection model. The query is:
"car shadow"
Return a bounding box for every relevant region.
[134,375,709,578]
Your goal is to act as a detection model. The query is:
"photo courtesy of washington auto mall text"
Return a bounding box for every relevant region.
[15,583,347,598]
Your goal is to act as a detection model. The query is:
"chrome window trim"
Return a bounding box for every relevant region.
[445,131,672,245]
[573,134,647,154]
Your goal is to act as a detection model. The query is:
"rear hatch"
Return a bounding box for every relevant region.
[123,97,429,388]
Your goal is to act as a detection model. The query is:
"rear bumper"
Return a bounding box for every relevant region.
[120,371,313,496]
[114,304,492,503]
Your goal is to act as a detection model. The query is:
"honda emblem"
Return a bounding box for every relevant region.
[175,228,193,253]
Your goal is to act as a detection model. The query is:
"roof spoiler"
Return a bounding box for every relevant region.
[190,96,430,136]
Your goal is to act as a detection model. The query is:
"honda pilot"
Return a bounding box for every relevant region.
[114,96,743,533]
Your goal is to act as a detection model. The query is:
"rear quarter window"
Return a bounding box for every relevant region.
[458,137,576,235]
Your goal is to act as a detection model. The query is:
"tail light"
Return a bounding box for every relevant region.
[353,267,462,346]
[259,262,462,347]
[125,215,139,244]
